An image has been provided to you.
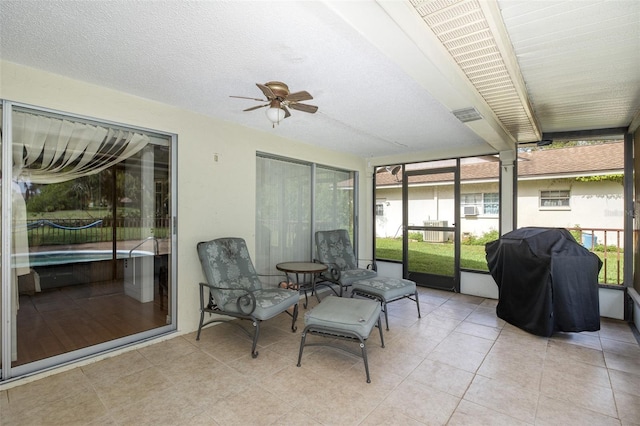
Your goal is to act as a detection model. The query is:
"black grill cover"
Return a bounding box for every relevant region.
[485,227,602,337]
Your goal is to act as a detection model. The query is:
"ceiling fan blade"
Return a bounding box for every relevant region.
[243,104,268,112]
[256,83,275,100]
[289,103,318,114]
[283,106,291,118]
[230,95,267,102]
[286,91,313,102]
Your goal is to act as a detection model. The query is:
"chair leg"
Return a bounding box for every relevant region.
[297,329,308,367]
[382,300,390,331]
[360,341,371,384]
[415,290,422,318]
[377,317,385,348]
[291,303,299,332]
[251,320,260,358]
[361,316,385,383]
[196,310,205,340]
[311,277,323,305]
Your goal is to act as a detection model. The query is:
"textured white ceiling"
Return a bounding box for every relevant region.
[0,0,638,158]
[1,1,489,158]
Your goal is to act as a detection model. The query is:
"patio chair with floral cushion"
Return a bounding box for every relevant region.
[314,229,377,297]
[196,237,299,358]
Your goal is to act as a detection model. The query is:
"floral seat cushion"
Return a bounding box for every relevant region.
[198,238,298,320]
[221,288,299,320]
[340,268,378,286]
[352,277,416,301]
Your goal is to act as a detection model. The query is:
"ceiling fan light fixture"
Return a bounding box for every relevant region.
[265,100,286,125]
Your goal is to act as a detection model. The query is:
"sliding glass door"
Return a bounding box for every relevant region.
[255,154,356,282]
[1,102,176,381]
[255,155,312,278]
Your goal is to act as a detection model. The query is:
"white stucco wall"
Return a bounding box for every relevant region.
[517,178,624,245]
[377,184,457,240]
[377,177,623,244]
[376,187,403,238]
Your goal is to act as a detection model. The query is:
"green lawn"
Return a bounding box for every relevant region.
[375,238,622,285]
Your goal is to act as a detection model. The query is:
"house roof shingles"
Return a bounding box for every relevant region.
[375,142,623,186]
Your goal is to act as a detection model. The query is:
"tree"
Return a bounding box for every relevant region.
[27,181,77,212]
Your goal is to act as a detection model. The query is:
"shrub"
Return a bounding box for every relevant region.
[408,231,423,242]
[569,225,582,243]
[464,229,499,246]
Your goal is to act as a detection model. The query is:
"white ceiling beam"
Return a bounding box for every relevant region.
[476,0,542,141]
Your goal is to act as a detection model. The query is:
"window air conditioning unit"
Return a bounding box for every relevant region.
[463,206,478,216]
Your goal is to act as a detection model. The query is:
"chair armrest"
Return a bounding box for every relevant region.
[199,282,257,315]
[257,272,287,279]
[314,259,342,281]
[355,258,377,271]
[257,272,289,288]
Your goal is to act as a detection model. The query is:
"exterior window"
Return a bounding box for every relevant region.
[376,203,384,216]
[483,193,499,215]
[540,190,570,208]
[461,193,481,215]
[461,193,498,215]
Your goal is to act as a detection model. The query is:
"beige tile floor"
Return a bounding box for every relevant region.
[2,287,640,425]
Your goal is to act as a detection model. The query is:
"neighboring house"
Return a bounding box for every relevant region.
[375,142,624,245]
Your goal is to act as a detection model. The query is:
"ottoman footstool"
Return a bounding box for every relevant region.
[297,295,384,383]
[351,277,421,330]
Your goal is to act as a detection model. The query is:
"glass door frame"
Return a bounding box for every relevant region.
[402,162,460,292]
[1,100,178,382]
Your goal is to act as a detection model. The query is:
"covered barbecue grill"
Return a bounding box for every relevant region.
[485,227,602,337]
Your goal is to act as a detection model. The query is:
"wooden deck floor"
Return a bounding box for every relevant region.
[15,280,168,367]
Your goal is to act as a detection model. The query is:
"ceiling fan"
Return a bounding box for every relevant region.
[230,81,318,127]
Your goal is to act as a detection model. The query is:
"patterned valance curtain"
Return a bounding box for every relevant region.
[11,111,149,184]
